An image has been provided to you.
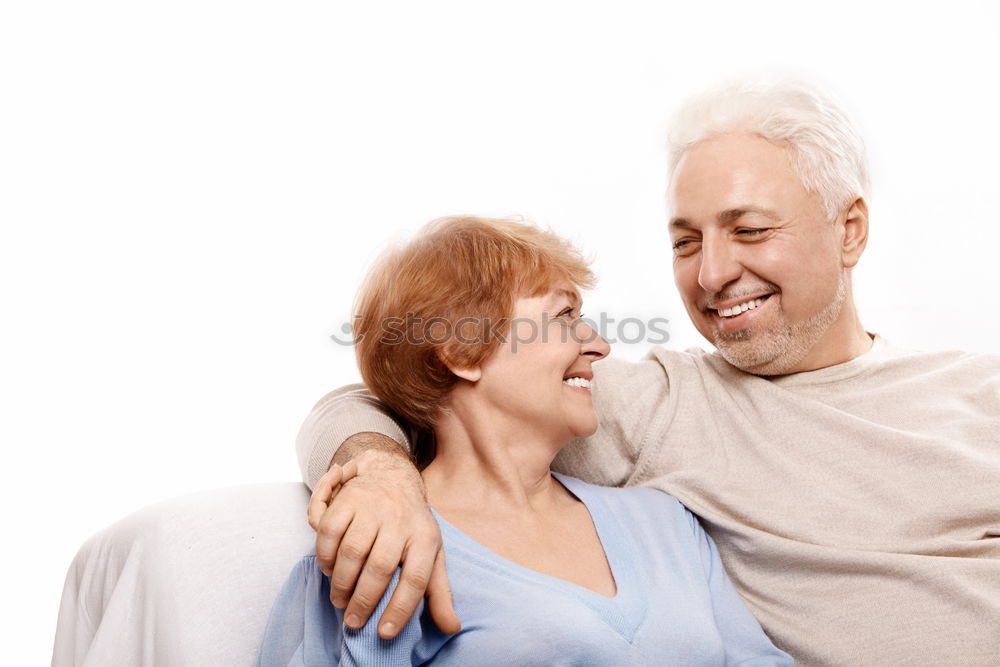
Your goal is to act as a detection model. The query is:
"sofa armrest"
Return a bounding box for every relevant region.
[52,483,315,667]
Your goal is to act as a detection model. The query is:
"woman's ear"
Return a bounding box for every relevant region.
[450,365,482,382]
[437,347,482,382]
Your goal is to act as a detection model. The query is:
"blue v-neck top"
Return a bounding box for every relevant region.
[258,474,792,666]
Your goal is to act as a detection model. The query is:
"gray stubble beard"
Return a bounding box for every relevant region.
[712,273,848,376]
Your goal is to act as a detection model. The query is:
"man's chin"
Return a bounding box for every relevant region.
[712,278,847,375]
[712,330,804,376]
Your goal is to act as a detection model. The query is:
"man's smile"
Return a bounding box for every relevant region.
[702,292,776,332]
[716,296,765,318]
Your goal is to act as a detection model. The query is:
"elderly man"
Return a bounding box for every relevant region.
[297,81,1000,666]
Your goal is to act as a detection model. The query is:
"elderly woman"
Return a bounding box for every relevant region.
[258,216,791,666]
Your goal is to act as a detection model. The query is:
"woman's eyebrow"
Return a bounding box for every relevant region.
[544,288,580,308]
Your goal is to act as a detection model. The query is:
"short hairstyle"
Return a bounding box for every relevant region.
[353,215,594,458]
[667,79,871,221]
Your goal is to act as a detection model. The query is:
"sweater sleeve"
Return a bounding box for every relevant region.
[295,384,412,490]
[338,571,449,667]
[256,556,448,666]
[551,354,671,487]
[688,513,794,666]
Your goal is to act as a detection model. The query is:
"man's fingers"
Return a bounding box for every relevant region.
[341,459,359,483]
[375,540,449,639]
[305,447,439,636]
[329,519,379,609]
[343,534,407,631]
[424,548,461,635]
[315,505,354,577]
[308,465,343,530]
[307,499,326,533]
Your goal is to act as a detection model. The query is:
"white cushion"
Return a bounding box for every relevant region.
[52,483,314,667]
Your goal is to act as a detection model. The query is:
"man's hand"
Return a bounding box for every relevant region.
[307,433,461,639]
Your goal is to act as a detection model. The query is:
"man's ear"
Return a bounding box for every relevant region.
[840,196,869,269]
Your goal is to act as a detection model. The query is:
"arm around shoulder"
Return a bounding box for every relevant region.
[300,385,460,639]
[552,354,672,486]
[296,384,414,489]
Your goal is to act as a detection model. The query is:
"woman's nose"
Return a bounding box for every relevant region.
[577,320,610,360]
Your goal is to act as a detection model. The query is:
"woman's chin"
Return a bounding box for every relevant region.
[569,416,600,439]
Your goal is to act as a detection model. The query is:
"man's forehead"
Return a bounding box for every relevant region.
[669,205,781,231]
[667,137,813,227]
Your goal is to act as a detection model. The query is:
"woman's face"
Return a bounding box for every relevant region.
[472,283,610,443]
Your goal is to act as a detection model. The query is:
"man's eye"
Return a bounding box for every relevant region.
[672,238,699,253]
[737,228,769,237]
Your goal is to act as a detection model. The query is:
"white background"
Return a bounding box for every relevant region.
[2,1,998,663]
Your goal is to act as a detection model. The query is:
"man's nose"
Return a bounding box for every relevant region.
[698,239,743,292]
[697,239,742,293]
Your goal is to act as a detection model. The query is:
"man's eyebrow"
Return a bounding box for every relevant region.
[718,206,780,224]
[670,206,780,231]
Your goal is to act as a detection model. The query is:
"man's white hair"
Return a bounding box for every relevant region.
[667,79,871,221]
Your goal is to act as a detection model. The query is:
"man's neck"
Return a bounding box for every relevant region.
[743,295,874,377]
[787,305,873,374]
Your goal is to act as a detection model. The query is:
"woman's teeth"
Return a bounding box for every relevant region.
[718,297,764,318]
[563,377,592,389]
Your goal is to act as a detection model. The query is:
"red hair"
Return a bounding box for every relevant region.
[353,216,594,449]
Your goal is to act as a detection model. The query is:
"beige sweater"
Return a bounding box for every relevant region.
[296,336,1000,666]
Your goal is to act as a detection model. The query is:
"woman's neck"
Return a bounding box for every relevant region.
[420,396,570,517]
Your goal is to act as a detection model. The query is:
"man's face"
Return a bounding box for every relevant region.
[668,133,856,375]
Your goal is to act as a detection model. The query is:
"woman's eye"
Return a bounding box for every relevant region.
[558,307,575,318]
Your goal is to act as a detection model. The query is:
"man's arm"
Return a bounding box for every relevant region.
[296,384,412,489]
[296,387,459,639]
[551,355,667,484]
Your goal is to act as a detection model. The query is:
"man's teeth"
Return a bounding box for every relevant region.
[718,298,764,318]
[563,377,592,389]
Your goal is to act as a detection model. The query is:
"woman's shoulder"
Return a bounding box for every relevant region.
[260,552,453,666]
[258,555,341,666]
[554,473,690,520]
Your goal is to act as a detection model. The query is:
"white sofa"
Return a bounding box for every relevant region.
[52,483,315,667]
